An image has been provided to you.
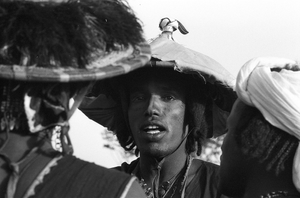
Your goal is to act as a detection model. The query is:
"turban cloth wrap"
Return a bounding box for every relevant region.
[235,57,300,192]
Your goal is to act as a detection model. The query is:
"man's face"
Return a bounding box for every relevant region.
[218,99,250,197]
[127,71,187,159]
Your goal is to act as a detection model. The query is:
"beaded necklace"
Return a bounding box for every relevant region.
[260,191,300,198]
[135,169,183,198]
[133,156,191,198]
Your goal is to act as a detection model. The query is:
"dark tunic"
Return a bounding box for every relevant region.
[30,155,134,198]
[115,158,228,198]
[5,149,144,198]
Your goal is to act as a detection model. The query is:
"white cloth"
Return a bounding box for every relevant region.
[235,57,300,191]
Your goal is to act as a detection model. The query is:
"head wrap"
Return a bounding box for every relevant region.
[235,56,300,191]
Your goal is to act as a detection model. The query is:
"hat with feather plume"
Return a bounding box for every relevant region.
[0,0,150,154]
[0,0,151,82]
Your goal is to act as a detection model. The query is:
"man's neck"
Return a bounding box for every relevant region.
[138,142,188,187]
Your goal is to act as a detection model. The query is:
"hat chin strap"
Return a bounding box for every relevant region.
[151,125,192,198]
[68,82,93,120]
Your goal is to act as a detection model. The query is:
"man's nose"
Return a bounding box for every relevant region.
[145,95,161,117]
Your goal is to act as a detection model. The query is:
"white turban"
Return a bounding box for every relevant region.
[235,57,300,191]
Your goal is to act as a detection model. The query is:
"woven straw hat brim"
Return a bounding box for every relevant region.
[0,43,151,82]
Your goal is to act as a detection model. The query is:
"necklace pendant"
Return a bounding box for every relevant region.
[145,187,153,197]
[158,181,171,197]
[261,191,293,198]
[161,181,171,189]
[158,187,166,197]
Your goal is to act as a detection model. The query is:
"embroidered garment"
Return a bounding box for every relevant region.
[27,155,138,198]
[7,153,141,198]
[114,158,228,198]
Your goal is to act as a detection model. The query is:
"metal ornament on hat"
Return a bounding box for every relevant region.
[158,17,189,40]
[149,17,235,87]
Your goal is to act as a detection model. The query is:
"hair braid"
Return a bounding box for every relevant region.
[266,140,289,172]
[186,101,207,155]
[236,105,299,175]
[185,76,209,155]
[275,142,295,174]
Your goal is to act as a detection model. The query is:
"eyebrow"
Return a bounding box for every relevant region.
[129,84,182,93]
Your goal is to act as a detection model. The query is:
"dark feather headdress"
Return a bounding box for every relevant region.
[0,0,151,155]
[0,0,151,81]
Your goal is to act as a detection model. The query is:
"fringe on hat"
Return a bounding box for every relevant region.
[0,0,144,68]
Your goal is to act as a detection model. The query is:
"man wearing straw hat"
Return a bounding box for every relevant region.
[0,0,151,197]
[82,18,235,198]
[218,57,300,198]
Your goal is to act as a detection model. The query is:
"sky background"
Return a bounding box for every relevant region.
[128,0,300,77]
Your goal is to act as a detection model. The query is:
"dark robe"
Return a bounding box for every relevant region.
[115,158,228,198]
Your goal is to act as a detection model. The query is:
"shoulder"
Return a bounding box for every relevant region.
[113,158,139,174]
[34,155,137,198]
[187,158,220,188]
[185,159,227,198]
[58,155,132,179]
[121,177,147,198]
[191,158,220,173]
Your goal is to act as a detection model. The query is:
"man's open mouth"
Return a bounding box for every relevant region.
[142,125,165,134]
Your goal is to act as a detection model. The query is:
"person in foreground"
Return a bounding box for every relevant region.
[84,57,236,197]
[0,0,151,197]
[219,57,300,198]
[82,18,236,198]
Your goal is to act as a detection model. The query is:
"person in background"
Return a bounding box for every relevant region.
[218,57,300,198]
[82,18,236,197]
[0,0,151,197]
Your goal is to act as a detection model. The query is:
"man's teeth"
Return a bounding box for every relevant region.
[147,126,158,129]
[147,130,160,134]
[144,126,161,134]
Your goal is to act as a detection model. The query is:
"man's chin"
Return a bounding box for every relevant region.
[142,147,172,159]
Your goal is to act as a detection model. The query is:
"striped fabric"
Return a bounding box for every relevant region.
[0,43,151,82]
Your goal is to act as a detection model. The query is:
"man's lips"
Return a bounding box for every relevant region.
[140,123,166,134]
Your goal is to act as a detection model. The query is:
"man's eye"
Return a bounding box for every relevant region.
[162,95,175,101]
[136,96,145,100]
[131,95,145,102]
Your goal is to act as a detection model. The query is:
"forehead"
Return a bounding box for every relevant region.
[127,67,187,92]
